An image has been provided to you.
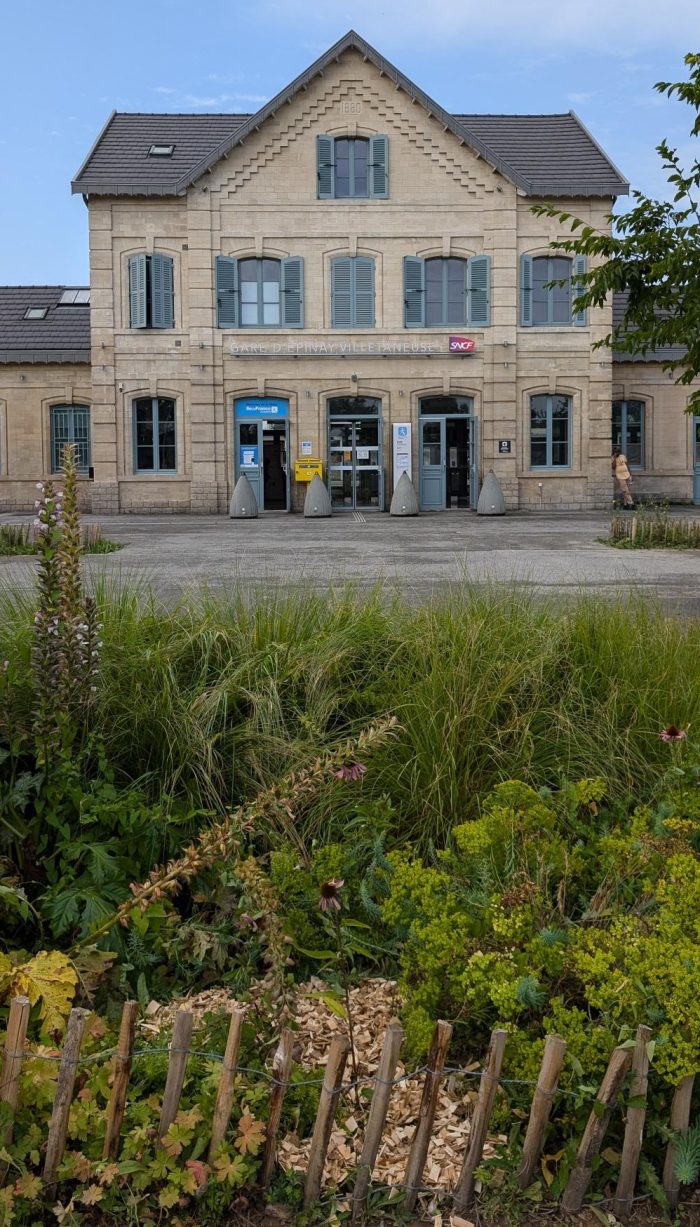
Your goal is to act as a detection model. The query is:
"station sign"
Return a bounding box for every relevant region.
[234,398,289,419]
[449,336,477,354]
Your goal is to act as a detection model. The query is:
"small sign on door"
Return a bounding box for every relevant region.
[241,446,258,467]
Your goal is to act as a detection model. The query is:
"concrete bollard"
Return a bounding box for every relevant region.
[304,474,332,517]
[229,473,259,518]
[477,469,506,516]
[389,471,419,516]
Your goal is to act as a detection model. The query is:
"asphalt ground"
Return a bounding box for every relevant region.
[2,510,700,613]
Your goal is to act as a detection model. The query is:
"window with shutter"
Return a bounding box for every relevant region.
[522,255,583,326]
[129,253,174,329]
[129,254,147,329]
[216,256,238,328]
[150,253,174,329]
[404,257,425,328]
[573,254,588,326]
[216,256,304,328]
[281,256,304,328]
[468,255,491,327]
[317,135,389,198]
[331,257,375,328]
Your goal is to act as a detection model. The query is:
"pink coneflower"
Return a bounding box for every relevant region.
[333,762,367,782]
[319,879,345,912]
[659,725,687,742]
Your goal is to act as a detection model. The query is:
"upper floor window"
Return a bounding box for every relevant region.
[530,394,572,468]
[521,255,587,327]
[330,256,375,328]
[613,399,645,469]
[133,397,176,473]
[128,253,174,329]
[215,256,303,328]
[404,255,491,328]
[50,405,91,474]
[317,135,389,199]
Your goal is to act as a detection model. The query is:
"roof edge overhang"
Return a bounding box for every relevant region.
[0,351,91,365]
[175,29,531,194]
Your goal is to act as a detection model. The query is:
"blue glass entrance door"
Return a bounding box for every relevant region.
[694,417,700,505]
[419,418,446,510]
[237,420,263,510]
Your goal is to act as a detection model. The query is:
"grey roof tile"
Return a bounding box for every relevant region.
[0,286,90,364]
[612,290,688,363]
[72,32,628,200]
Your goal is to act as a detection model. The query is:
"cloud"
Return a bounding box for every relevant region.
[183,91,269,108]
[153,86,177,95]
[567,92,596,105]
[259,0,697,50]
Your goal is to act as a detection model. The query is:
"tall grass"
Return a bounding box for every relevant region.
[1,579,698,849]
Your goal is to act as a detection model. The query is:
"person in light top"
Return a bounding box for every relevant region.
[612,445,635,509]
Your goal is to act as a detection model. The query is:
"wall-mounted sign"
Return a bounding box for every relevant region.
[230,339,479,358]
[234,397,289,419]
[449,336,477,354]
[240,445,259,467]
[301,440,313,455]
[498,439,512,454]
[393,422,412,484]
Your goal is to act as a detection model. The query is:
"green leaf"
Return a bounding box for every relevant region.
[627,1094,647,1110]
[645,1039,656,1063]
[307,991,348,1020]
[294,946,337,961]
[592,1099,606,1119]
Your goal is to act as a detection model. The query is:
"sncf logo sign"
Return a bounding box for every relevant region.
[449,336,477,354]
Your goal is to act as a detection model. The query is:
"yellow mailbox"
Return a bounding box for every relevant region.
[294,457,323,482]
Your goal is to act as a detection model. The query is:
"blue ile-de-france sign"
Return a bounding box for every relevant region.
[235,398,289,419]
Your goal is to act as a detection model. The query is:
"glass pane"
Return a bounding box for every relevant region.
[356,420,378,447]
[240,282,257,303]
[423,443,442,465]
[551,441,568,466]
[335,138,350,197]
[531,440,547,467]
[330,469,353,508]
[425,260,443,326]
[239,422,258,445]
[239,260,257,285]
[353,139,368,197]
[328,397,380,416]
[263,302,280,324]
[356,469,379,507]
[135,400,154,470]
[532,258,549,325]
[329,423,353,449]
[612,402,622,450]
[158,399,176,471]
[420,396,473,415]
[241,303,257,325]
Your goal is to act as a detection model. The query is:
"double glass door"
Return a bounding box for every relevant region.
[329,419,382,510]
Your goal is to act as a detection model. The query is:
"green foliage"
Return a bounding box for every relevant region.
[673,1124,700,1185]
[532,53,700,410]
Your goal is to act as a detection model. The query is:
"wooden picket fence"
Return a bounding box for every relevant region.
[0,996,697,1218]
[610,512,700,549]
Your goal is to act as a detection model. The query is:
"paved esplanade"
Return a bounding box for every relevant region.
[1,512,700,613]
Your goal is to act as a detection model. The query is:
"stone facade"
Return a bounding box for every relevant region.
[0,362,92,511]
[2,39,698,514]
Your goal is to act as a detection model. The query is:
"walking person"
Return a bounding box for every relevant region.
[612,445,635,509]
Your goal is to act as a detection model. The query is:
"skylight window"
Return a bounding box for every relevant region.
[58,289,90,305]
[148,144,175,157]
[24,307,48,319]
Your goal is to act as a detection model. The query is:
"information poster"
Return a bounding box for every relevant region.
[392,422,412,485]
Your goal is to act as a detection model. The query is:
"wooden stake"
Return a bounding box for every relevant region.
[207,1008,245,1164]
[158,1009,193,1142]
[351,1021,404,1222]
[454,1028,507,1214]
[0,996,31,1185]
[304,1034,351,1208]
[561,1045,631,1214]
[614,1025,652,1218]
[260,1029,295,1191]
[43,1008,90,1190]
[403,1020,453,1211]
[662,1073,695,1211]
[102,1000,139,1160]
[517,1033,567,1189]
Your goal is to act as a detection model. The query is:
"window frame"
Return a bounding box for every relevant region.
[533,256,572,326]
[128,252,175,330]
[50,404,91,475]
[238,258,282,327]
[132,396,177,474]
[330,256,376,329]
[612,399,646,470]
[529,394,572,470]
[317,134,389,199]
[521,254,587,327]
[424,257,468,327]
[333,137,370,199]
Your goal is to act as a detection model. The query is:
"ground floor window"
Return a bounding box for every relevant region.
[530,394,571,469]
[50,405,91,473]
[612,400,645,468]
[133,397,176,473]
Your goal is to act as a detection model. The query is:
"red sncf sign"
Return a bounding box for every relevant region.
[449,336,476,353]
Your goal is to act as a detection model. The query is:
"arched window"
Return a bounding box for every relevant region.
[530,394,572,468]
[50,405,91,473]
[521,255,587,326]
[612,400,645,468]
[133,397,176,473]
[404,256,490,327]
[215,256,304,328]
[316,135,389,198]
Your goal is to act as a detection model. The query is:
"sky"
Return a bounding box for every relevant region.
[1,0,698,286]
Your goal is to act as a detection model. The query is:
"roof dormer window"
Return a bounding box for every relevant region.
[148,144,175,157]
[24,307,48,319]
[58,289,90,305]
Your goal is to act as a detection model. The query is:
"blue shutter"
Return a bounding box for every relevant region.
[129,254,147,329]
[573,254,587,326]
[216,256,238,328]
[468,255,490,327]
[369,134,389,198]
[281,257,304,328]
[331,257,353,327]
[317,135,335,199]
[353,258,375,328]
[404,257,425,327]
[151,253,174,328]
[521,254,533,327]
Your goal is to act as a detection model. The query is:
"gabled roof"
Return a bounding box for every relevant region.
[612,290,687,364]
[0,286,90,364]
[73,30,629,200]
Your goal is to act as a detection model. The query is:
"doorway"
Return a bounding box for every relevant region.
[418,396,478,510]
[234,398,290,511]
[327,397,383,511]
